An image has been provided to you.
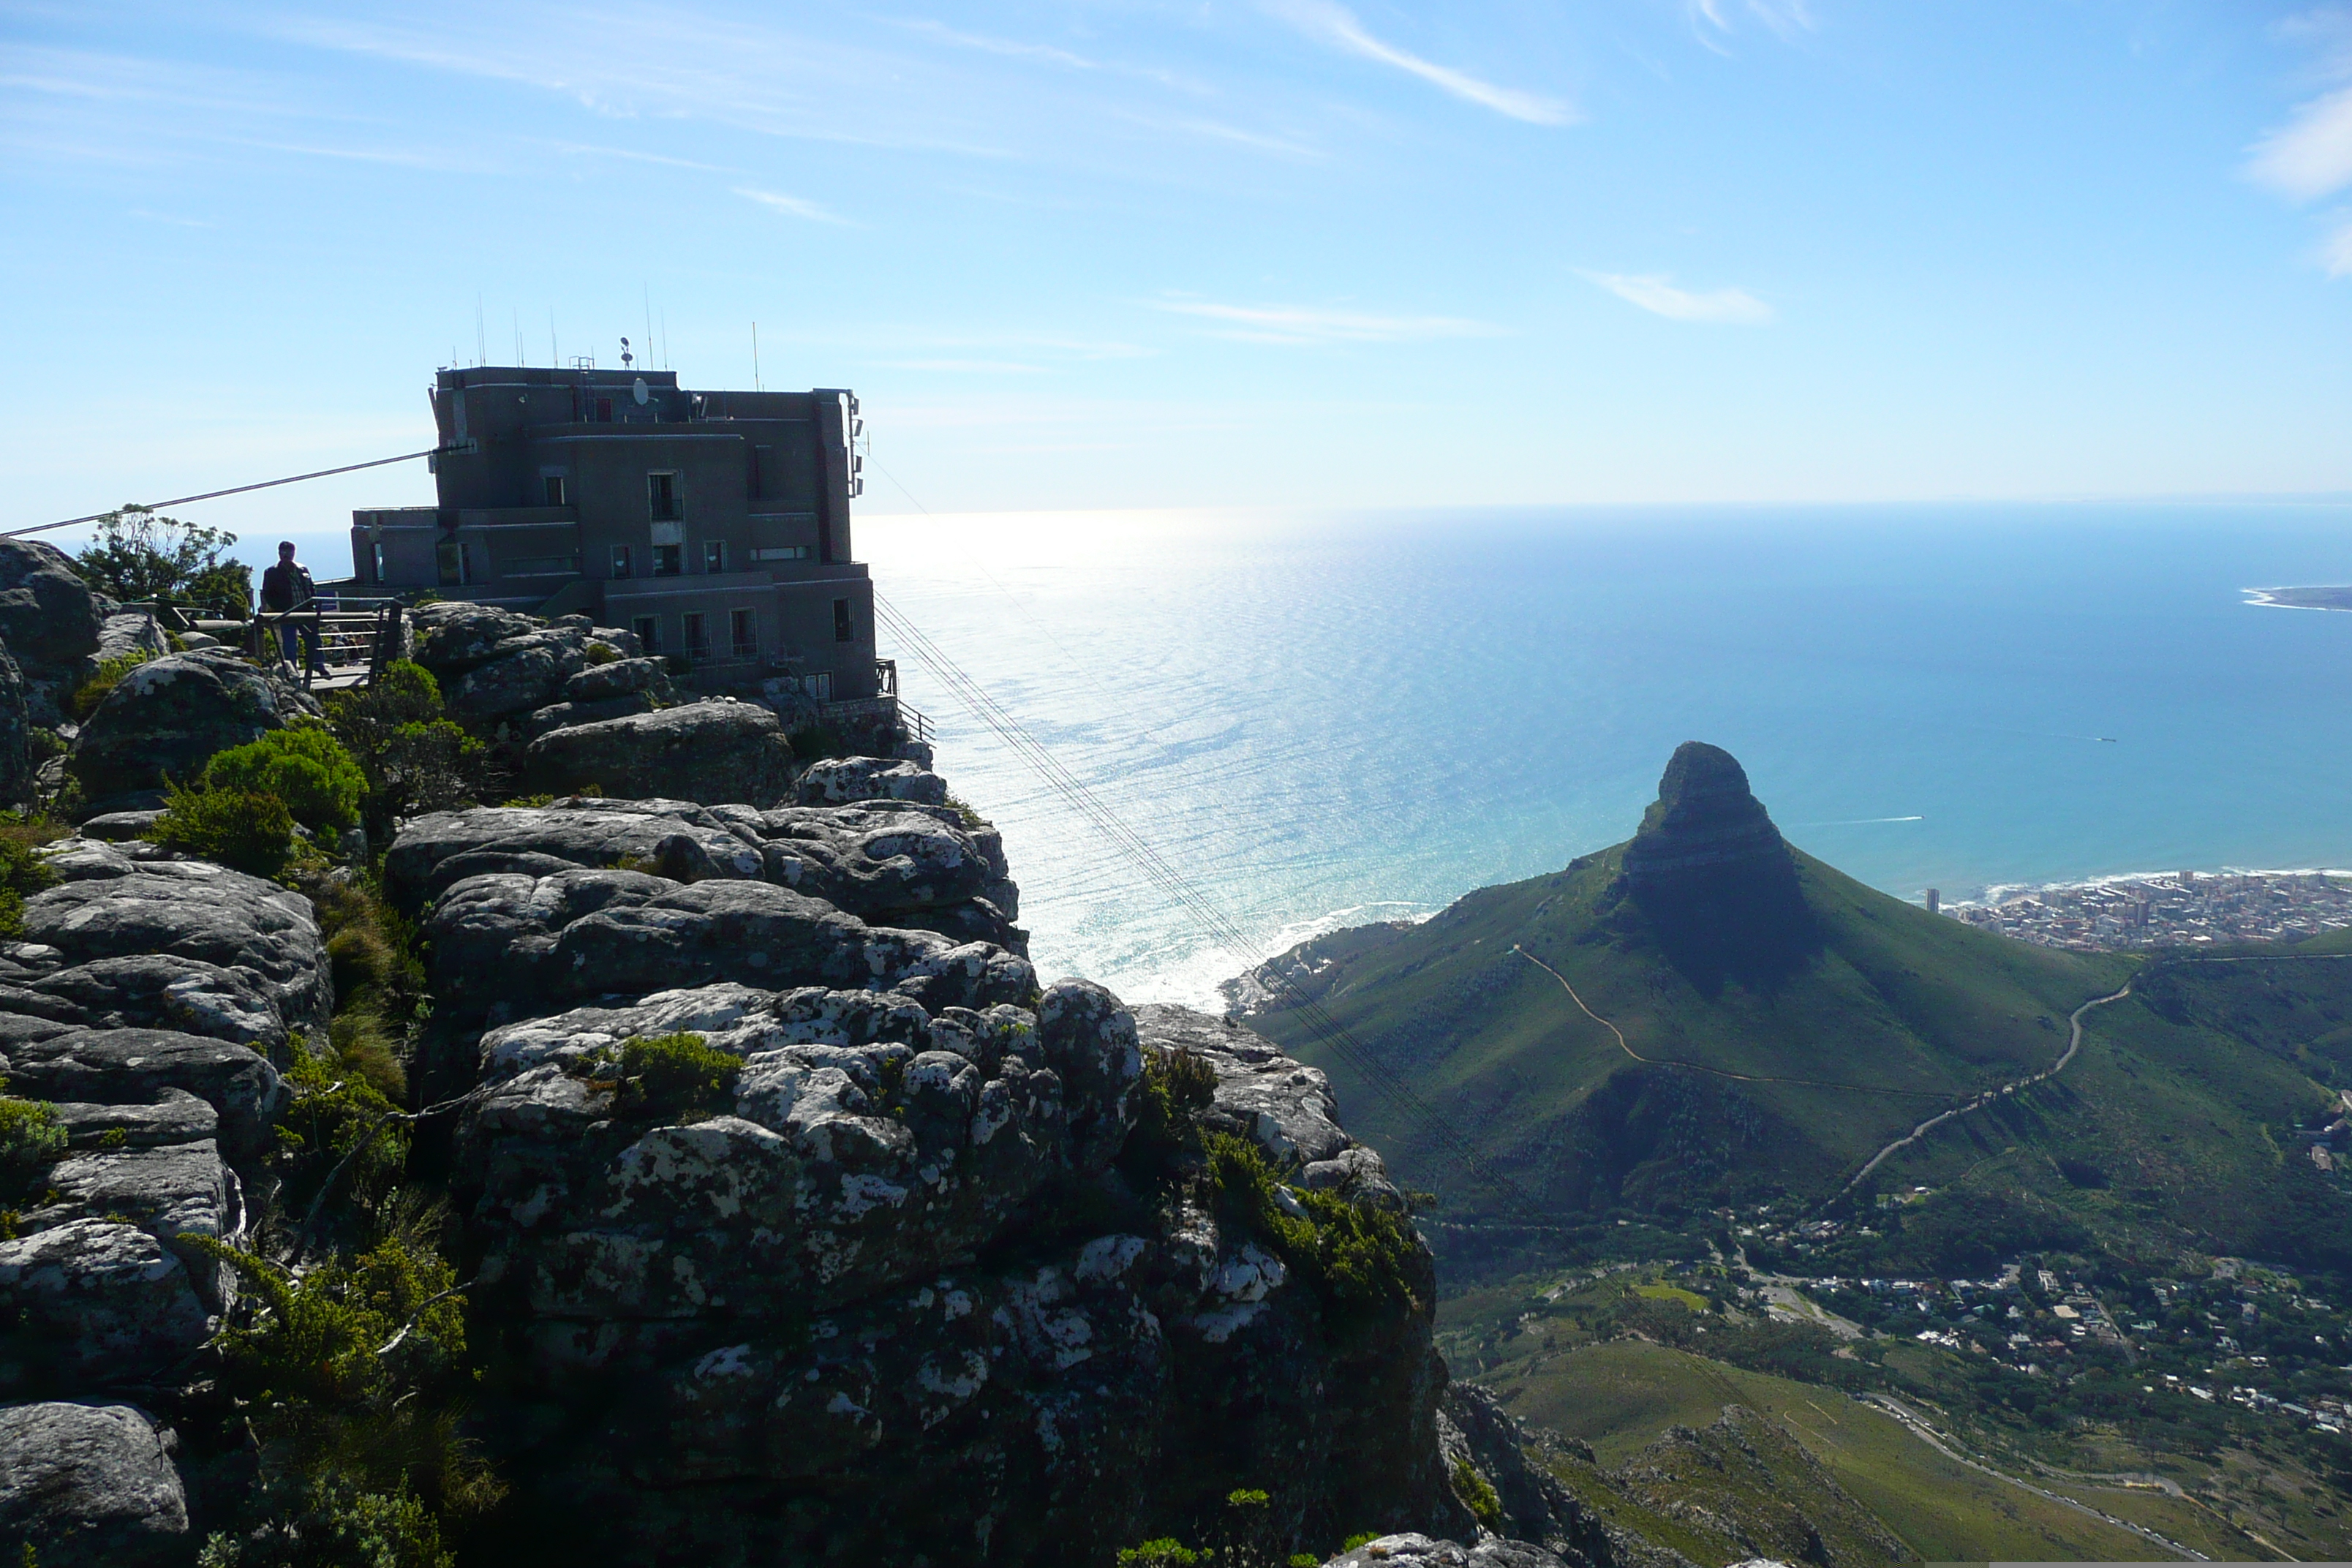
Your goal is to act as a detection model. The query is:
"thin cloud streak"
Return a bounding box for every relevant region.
[736,186,854,225]
[1585,271,1775,324]
[1264,0,1576,126]
[2249,84,2352,202]
[1153,298,1499,344]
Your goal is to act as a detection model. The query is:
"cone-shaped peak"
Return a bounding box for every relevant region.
[1624,742,1787,889]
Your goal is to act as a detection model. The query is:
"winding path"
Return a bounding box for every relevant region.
[1836,978,2133,1196]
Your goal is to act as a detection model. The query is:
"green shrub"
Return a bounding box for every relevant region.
[206,725,363,836]
[1118,1047,1218,1202]
[1452,1455,1503,1532]
[1341,1532,1380,1552]
[1205,1133,1424,1335]
[186,1235,502,1535]
[0,1091,65,1191]
[274,1039,409,1215]
[570,1033,740,1121]
[199,1475,451,1568]
[943,792,989,831]
[325,668,488,837]
[0,834,60,939]
[68,650,151,721]
[583,641,619,666]
[148,782,295,878]
[26,728,64,761]
[1115,1542,1199,1567]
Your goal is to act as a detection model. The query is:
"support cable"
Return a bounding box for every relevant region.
[11,447,454,538]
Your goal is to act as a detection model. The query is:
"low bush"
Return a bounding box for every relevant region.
[0,832,60,938]
[0,1088,65,1193]
[1205,1133,1424,1335]
[67,650,152,721]
[186,1234,502,1556]
[1117,1047,1218,1202]
[1451,1456,1503,1532]
[570,1032,741,1121]
[325,664,489,837]
[148,782,296,878]
[206,725,364,836]
[26,727,64,761]
[274,1036,410,1218]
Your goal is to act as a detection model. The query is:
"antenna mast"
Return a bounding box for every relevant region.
[752,322,761,392]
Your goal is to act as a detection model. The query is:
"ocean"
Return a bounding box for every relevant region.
[859,501,2352,1009]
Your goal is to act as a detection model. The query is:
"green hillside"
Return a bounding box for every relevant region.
[1242,743,2351,1280]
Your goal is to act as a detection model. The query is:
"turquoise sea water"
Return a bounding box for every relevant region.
[860,502,2352,1007]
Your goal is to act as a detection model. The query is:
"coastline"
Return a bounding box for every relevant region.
[2244,584,2352,611]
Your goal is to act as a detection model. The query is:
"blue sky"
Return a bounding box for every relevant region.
[6,1,2352,565]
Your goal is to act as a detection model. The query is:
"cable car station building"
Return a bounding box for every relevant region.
[351,364,879,702]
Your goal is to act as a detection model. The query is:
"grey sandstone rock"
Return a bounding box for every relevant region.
[0,641,28,810]
[0,1028,287,1161]
[1322,1537,1569,1568]
[0,1400,189,1567]
[522,693,653,738]
[20,1142,236,1307]
[407,600,543,675]
[521,699,799,807]
[1439,1383,1618,1568]
[383,799,765,914]
[794,755,950,807]
[16,954,288,1052]
[565,655,674,704]
[18,859,330,1033]
[0,1221,210,1391]
[86,613,170,682]
[51,1090,219,1150]
[445,629,592,723]
[755,803,996,919]
[0,538,102,726]
[77,811,161,843]
[65,649,321,813]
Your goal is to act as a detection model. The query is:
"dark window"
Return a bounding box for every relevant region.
[750,546,812,563]
[752,445,772,499]
[648,472,681,521]
[543,475,568,506]
[596,396,613,423]
[652,544,682,577]
[369,541,388,582]
[436,540,471,587]
[610,545,633,579]
[683,612,708,656]
[704,540,726,573]
[833,598,853,643]
[632,615,660,653]
[730,608,757,659]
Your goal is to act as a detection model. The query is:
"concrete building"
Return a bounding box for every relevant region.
[350,364,879,701]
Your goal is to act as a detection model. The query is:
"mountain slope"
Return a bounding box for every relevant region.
[1238,743,2342,1273]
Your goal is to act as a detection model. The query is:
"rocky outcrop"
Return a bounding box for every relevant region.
[795,755,950,807]
[0,640,29,810]
[0,1401,189,1566]
[521,699,800,807]
[1439,1384,1621,1568]
[65,649,322,815]
[1321,1538,1568,1568]
[0,538,102,726]
[1620,743,1789,891]
[87,611,170,682]
[1615,742,1815,990]
[408,601,644,730]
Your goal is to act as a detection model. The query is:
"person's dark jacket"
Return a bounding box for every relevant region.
[260,562,316,613]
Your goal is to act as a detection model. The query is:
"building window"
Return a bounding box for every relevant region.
[595,396,613,423]
[652,543,682,577]
[803,671,832,701]
[632,615,660,653]
[730,608,757,659]
[704,540,727,573]
[370,541,388,582]
[683,612,708,658]
[502,554,579,577]
[543,474,568,506]
[833,598,853,643]
[647,471,682,521]
[610,545,633,579]
[436,540,472,587]
[750,546,812,563]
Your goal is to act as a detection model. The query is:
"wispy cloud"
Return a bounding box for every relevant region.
[1584,272,1775,324]
[1153,297,1498,344]
[1687,0,1817,48]
[736,186,853,225]
[2247,10,2352,276]
[1264,0,1576,126]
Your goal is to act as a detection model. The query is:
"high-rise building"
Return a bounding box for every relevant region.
[350,364,878,701]
[1924,888,1940,915]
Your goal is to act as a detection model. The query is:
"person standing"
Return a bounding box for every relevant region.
[260,540,327,680]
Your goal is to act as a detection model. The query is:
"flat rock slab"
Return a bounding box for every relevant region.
[0,1028,285,1161]
[20,859,329,1031]
[0,1400,189,1567]
[384,799,765,914]
[1322,1537,1567,1568]
[0,1222,209,1391]
[521,700,799,808]
[794,756,949,807]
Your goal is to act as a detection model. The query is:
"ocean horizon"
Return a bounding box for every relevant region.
[862,500,2352,1009]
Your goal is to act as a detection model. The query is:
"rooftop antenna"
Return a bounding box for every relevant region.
[643,284,654,374]
[549,309,558,368]
[513,306,523,367]
[752,322,761,392]
[475,295,486,366]
[619,336,634,370]
[660,307,669,370]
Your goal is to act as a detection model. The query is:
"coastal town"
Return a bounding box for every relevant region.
[1945,869,2352,951]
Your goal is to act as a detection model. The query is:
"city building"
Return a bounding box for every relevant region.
[350,363,879,701]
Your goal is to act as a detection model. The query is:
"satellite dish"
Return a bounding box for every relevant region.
[633,377,649,406]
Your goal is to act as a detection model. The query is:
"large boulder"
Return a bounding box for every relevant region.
[407,600,542,676]
[0,538,102,725]
[84,613,170,684]
[445,630,592,724]
[521,700,799,807]
[794,755,949,807]
[0,1028,287,1161]
[18,856,331,1033]
[0,640,29,810]
[565,655,675,704]
[0,1221,211,1393]
[382,798,765,915]
[0,1401,189,1567]
[1321,1538,1569,1568]
[64,649,321,813]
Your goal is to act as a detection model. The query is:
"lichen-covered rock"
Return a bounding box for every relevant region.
[446,629,594,723]
[382,799,766,914]
[794,755,949,807]
[565,655,675,704]
[18,856,330,1033]
[1322,1537,1569,1568]
[86,612,170,682]
[18,1141,236,1308]
[64,649,321,813]
[0,1400,189,1567]
[523,693,655,738]
[0,538,102,726]
[407,600,543,676]
[521,700,799,807]
[0,639,29,811]
[3,954,289,1052]
[0,1223,210,1392]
